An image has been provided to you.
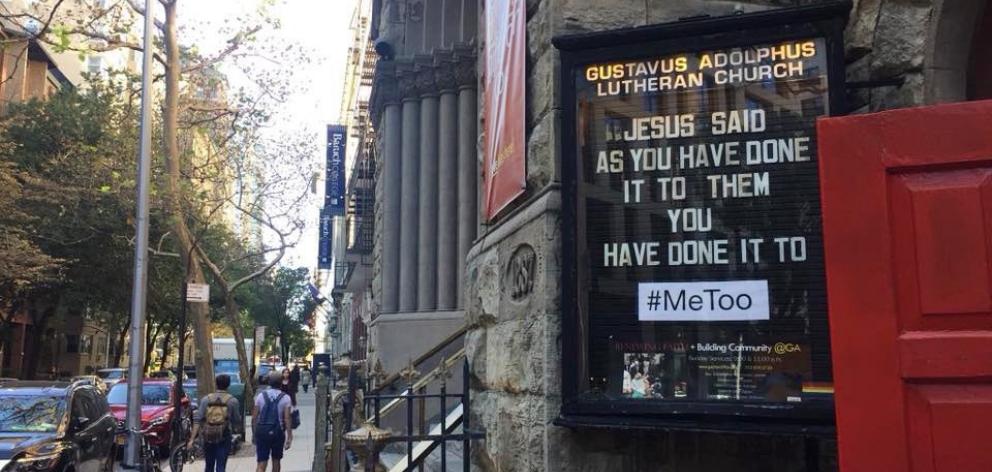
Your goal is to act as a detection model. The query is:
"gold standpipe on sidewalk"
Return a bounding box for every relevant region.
[343,422,392,472]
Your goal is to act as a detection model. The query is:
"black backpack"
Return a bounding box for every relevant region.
[254,391,285,441]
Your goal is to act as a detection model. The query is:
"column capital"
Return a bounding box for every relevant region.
[396,59,421,101]
[453,43,477,90]
[370,60,400,124]
[414,55,439,98]
[433,50,458,93]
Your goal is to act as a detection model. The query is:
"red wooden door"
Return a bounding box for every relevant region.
[819,100,992,471]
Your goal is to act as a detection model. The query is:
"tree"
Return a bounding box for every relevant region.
[0,85,180,378]
[246,267,316,364]
[0,0,316,393]
[0,162,62,373]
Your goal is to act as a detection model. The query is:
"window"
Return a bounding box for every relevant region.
[80,335,93,356]
[0,396,65,433]
[70,391,87,420]
[79,390,104,420]
[107,384,172,406]
[87,56,101,75]
[66,335,80,354]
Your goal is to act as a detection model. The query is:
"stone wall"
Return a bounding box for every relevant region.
[464,0,984,470]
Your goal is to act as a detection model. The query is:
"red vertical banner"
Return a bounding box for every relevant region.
[483,0,526,221]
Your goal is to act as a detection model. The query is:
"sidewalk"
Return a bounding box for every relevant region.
[171,389,317,472]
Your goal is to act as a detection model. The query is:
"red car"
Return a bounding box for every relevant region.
[107,379,191,456]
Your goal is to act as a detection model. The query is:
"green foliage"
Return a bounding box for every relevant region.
[242,267,315,361]
[0,87,190,347]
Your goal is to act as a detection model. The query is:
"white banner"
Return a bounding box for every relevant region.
[638,280,769,321]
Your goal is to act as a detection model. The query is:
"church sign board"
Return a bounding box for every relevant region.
[555,3,849,430]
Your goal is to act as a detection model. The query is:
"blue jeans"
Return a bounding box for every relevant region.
[204,438,232,472]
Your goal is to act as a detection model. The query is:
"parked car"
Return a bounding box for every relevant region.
[147,370,177,381]
[70,375,109,396]
[106,380,190,457]
[0,379,117,472]
[95,368,126,391]
[256,363,284,386]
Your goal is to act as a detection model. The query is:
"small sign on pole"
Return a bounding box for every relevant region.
[186,283,210,303]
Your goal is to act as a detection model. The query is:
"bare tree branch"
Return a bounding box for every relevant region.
[182,25,262,76]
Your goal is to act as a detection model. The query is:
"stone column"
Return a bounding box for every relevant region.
[371,61,401,314]
[381,103,402,313]
[416,57,439,312]
[455,50,477,308]
[436,54,459,311]
[398,64,421,313]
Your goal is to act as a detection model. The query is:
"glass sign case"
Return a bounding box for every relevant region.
[556,4,849,429]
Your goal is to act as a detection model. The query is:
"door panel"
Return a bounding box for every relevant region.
[818,100,992,471]
[69,393,95,472]
[906,384,992,472]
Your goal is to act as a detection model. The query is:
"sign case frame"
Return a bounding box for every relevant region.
[555,2,849,432]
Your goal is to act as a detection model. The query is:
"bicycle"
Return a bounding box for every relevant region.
[116,425,163,472]
[169,437,201,472]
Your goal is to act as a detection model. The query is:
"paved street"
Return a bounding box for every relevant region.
[171,390,316,472]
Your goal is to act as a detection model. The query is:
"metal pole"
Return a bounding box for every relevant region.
[174,283,188,433]
[124,0,156,466]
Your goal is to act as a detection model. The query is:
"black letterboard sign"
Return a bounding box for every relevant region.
[569,37,836,408]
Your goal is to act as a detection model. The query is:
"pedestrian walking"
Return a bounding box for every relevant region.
[279,368,297,406]
[253,372,293,472]
[290,365,301,391]
[300,367,312,393]
[188,374,242,472]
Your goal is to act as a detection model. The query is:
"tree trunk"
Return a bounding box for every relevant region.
[22,303,55,380]
[279,328,289,365]
[224,292,254,405]
[143,323,160,373]
[161,0,214,397]
[113,323,128,367]
[159,327,174,370]
[0,317,9,376]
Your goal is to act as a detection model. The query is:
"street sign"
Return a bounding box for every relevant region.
[186,283,210,303]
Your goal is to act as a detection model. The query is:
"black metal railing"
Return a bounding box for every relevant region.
[333,262,354,290]
[361,359,483,472]
[325,324,483,471]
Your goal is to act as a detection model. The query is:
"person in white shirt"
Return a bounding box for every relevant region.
[252,372,293,472]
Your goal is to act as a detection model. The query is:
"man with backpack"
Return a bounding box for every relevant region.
[188,374,242,472]
[253,371,293,472]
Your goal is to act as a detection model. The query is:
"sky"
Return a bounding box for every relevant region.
[181,0,359,269]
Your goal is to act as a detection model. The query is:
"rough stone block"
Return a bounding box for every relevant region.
[870,1,931,78]
[527,49,558,130]
[645,0,773,23]
[847,0,883,57]
[527,106,558,189]
[469,247,501,325]
[872,71,925,111]
[483,317,547,395]
[558,0,647,33]
[527,1,554,66]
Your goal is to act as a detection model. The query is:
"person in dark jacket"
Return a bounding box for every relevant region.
[279,368,297,406]
[289,366,301,392]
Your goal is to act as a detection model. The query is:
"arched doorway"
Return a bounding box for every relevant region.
[925,0,991,102]
[968,1,992,99]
